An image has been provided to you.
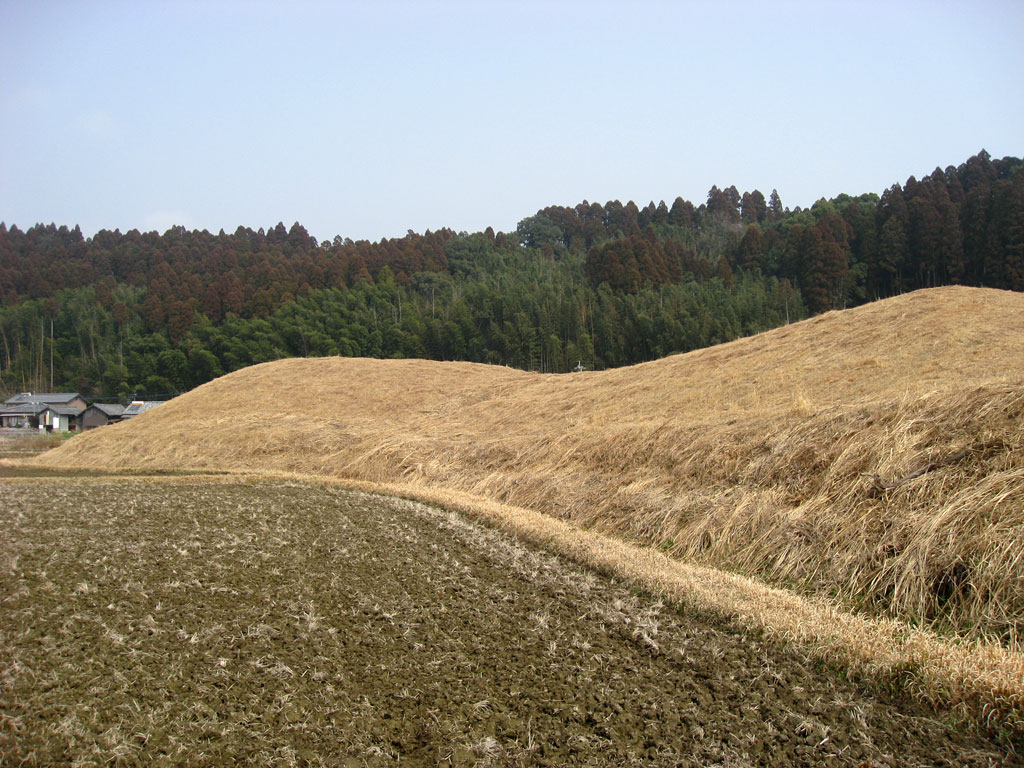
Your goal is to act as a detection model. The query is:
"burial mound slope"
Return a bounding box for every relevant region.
[39,286,1024,644]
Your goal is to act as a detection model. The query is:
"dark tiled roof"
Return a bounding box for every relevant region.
[3,392,82,406]
[41,405,84,417]
[87,403,126,417]
[0,403,46,415]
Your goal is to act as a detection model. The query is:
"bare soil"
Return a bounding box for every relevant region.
[1,477,1016,767]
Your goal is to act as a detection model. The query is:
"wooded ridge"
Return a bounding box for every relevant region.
[1,150,1020,398]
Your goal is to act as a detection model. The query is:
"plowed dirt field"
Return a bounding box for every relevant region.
[0,476,1015,766]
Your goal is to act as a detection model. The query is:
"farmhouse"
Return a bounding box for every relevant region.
[1,393,168,432]
[0,393,87,432]
[81,403,126,430]
[0,403,46,429]
[38,405,84,432]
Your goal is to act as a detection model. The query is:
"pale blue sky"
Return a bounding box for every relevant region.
[2,0,1021,243]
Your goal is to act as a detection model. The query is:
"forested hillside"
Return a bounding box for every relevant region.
[1,150,1020,399]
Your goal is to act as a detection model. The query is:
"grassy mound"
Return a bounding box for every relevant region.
[40,286,1024,645]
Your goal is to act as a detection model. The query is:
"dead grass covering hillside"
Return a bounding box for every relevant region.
[40,287,1024,645]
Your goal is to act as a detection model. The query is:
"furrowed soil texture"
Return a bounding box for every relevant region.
[1,478,1014,767]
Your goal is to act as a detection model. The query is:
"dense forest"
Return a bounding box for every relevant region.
[1,150,1021,400]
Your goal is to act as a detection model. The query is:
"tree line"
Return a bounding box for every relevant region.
[0,150,1019,399]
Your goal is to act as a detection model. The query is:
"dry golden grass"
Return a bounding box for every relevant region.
[35,286,1024,723]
